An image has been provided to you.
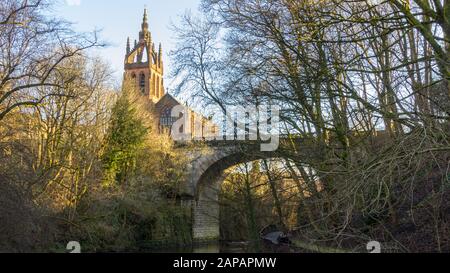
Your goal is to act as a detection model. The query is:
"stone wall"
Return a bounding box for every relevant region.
[192,178,220,241]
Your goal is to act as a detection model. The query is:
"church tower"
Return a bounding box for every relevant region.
[123,8,165,103]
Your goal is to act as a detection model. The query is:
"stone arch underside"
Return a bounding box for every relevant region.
[191,150,268,241]
[185,144,301,242]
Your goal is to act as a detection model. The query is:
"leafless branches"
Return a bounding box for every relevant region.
[172,0,450,251]
[0,0,104,122]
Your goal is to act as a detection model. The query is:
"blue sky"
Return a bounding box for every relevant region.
[55,0,201,89]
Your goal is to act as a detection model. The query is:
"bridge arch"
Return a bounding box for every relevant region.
[181,141,316,242]
[191,150,269,241]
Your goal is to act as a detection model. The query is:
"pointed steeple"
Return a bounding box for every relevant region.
[126,37,131,54]
[139,7,150,42]
[142,7,148,31]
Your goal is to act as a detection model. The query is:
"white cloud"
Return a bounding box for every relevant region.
[66,0,81,6]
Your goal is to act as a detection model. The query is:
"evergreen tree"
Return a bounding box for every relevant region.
[102,90,148,186]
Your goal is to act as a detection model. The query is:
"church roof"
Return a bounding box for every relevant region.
[154,94,215,124]
[154,93,182,114]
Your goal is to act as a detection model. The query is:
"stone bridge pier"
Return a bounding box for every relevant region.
[181,147,237,242]
[191,174,222,241]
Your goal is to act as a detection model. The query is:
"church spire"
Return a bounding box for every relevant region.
[139,7,150,42]
[142,7,148,31]
[126,37,131,54]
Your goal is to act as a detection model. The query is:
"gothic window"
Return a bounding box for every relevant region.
[164,108,171,117]
[139,73,145,93]
[160,108,176,126]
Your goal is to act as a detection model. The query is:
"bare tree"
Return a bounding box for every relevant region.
[0,0,103,122]
[172,0,450,252]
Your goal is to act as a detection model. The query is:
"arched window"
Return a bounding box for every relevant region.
[139,73,145,93]
[160,108,172,126]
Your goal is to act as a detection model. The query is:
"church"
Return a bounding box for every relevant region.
[122,8,217,140]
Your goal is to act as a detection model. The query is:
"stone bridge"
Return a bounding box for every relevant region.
[175,137,324,242]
